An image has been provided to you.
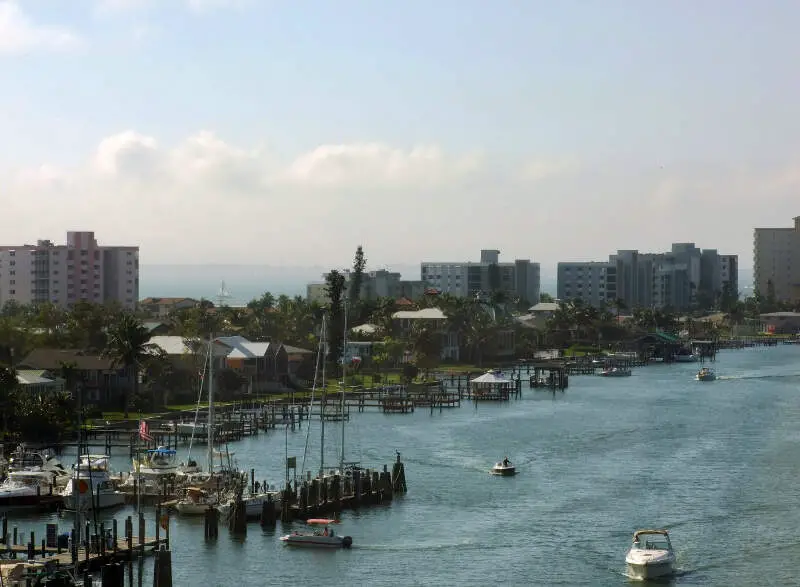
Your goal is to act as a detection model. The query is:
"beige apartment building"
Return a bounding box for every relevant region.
[754,216,800,302]
[0,231,139,309]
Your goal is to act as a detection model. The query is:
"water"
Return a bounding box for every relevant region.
[4,345,800,585]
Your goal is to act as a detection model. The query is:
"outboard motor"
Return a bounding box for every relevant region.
[342,536,353,549]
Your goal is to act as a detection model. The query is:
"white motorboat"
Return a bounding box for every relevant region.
[673,353,696,363]
[62,455,125,511]
[7,448,70,488]
[0,470,60,507]
[133,447,179,477]
[599,367,632,377]
[280,518,353,549]
[625,529,676,580]
[490,458,516,476]
[696,367,716,382]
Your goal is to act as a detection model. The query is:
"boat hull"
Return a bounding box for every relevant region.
[626,560,675,580]
[696,375,716,381]
[64,491,126,511]
[490,466,516,476]
[625,550,675,580]
[176,501,230,516]
[280,534,352,549]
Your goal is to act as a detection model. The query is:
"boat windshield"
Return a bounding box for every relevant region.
[632,533,671,550]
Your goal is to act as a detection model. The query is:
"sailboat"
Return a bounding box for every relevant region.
[176,334,238,515]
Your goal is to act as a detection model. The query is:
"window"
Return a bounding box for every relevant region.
[9,290,14,295]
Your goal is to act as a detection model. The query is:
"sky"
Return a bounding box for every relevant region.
[2,0,800,271]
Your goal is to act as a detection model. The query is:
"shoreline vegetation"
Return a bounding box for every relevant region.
[0,247,794,441]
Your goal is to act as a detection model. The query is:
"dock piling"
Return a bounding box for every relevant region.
[152,545,173,587]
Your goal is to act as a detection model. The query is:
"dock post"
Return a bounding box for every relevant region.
[1,516,5,543]
[100,522,106,557]
[125,516,133,554]
[229,499,246,534]
[83,572,91,587]
[155,505,161,544]
[260,496,276,527]
[138,512,145,551]
[204,507,218,540]
[12,527,16,545]
[152,545,173,587]
[392,452,407,493]
[112,519,118,554]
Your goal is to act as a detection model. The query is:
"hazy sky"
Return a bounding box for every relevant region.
[2,0,799,269]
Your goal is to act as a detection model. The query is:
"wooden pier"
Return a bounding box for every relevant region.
[0,512,168,575]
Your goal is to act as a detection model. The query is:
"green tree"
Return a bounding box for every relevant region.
[349,245,367,305]
[0,363,17,438]
[410,323,441,377]
[325,270,347,366]
[103,313,159,418]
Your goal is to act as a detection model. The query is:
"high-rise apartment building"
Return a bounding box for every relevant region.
[0,231,139,309]
[556,262,617,307]
[559,243,737,310]
[754,217,800,302]
[421,249,541,303]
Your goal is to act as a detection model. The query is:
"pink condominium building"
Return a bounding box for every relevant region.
[0,231,139,309]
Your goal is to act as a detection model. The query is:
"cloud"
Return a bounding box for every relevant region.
[4,130,798,269]
[94,0,249,15]
[0,1,83,54]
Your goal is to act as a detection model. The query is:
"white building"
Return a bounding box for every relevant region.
[420,249,541,303]
[754,216,800,302]
[0,231,139,309]
[556,262,616,307]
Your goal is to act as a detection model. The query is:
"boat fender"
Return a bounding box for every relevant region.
[342,536,353,549]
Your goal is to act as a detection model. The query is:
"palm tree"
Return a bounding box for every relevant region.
[104,313,159,419]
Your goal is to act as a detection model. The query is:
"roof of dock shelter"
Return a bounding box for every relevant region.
[471,371,511,384]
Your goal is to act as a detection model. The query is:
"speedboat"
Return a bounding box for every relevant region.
[490,459,516,476]
[0,470,60,507]
[599,367,631,377]
[280,518,353,549]
[625,529,676,580]
[696,367,716,382]
[132,447,179,477]
[62,455,125,511]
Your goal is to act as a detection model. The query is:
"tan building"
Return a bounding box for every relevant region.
[754,216,800,302]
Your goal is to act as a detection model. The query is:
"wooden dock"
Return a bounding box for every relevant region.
[1,513,168,574]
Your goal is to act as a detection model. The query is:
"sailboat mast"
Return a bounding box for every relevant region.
[207,334,215,474]
[319,316,327,477]
[340,301,347,471]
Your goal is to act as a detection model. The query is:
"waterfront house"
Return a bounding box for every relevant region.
[392,308,460,361]
[759,312,800,334]
[215,335,289,393]
[18,349,133,406]
[16,369,65,397]
[141,321,171,336]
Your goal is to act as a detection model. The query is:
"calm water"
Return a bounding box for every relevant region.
[5,345,800,586]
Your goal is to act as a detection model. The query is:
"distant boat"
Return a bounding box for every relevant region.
[696,367,716,382]
[625,529,676,580]
[490,458,516,476]
[280,518,352,549]
[599,367,631,377]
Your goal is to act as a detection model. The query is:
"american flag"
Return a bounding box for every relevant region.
[139,420,153,442]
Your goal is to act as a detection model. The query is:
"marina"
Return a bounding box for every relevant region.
[2,343,800,584]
